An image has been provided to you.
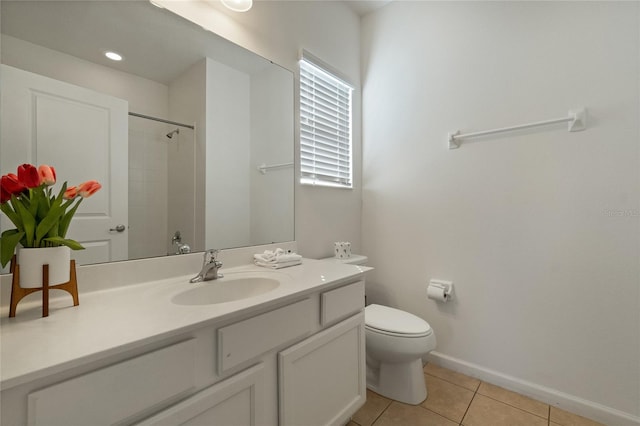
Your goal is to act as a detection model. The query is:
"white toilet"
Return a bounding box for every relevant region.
[323,255,437,405]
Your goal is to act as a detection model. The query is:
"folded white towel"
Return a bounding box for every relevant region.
[254,259,302,269]
[253,249,302,264]
[257,248,285,262]
[254,258,300,267]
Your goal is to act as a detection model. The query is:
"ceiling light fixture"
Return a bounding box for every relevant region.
[220,0,252,12]
[104,51,123,61]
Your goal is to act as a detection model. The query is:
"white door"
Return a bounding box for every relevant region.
[0,64,128,266]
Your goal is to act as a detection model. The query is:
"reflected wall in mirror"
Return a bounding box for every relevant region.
[0,0,294,268]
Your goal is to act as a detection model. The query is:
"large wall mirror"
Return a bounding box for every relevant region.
[0,0,294,268]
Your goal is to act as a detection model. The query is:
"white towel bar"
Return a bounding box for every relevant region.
[448,108,587,149]
[257,162,294,174]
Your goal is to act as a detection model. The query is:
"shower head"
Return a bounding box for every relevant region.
[166,128,180,139]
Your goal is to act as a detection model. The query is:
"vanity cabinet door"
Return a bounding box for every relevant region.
[278,313,366,426]
[136,363,266,426]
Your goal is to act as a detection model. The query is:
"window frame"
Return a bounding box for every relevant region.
[299,51,354,189]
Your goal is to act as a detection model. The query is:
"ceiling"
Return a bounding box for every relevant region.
[1,0,392,85]
[0,1,275,85]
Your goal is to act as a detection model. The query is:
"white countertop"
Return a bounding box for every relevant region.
[0,258,370,390]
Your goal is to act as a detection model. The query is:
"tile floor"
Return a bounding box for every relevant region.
[348,363,607,426]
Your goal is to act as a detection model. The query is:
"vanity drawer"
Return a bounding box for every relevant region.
[321,280,365,326]
[218,298,314,373]
[27,339,196,426]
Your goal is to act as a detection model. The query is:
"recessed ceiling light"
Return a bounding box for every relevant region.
[104,51,123,61]
[221,0,252,12]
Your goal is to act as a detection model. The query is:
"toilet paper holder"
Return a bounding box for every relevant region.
[428,279,453,301]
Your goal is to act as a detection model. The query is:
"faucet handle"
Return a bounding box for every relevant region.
[172,231,182,244]
[204,249,220,264]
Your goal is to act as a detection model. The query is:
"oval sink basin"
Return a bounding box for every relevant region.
[171,273,281,306]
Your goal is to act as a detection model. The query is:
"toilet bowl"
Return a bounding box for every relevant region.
[322,254,437,405]
[365,304,436,404]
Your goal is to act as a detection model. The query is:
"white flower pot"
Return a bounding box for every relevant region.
[16,246,71,288]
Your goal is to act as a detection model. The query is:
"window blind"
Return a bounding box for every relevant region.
[299,58,353,188]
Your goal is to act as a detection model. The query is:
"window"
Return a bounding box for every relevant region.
[299,53,353,188]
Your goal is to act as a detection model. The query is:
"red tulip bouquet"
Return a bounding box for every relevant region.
[0,163,101,268]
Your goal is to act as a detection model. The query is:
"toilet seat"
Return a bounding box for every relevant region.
[365,304,432,337]
[366,325,432,338]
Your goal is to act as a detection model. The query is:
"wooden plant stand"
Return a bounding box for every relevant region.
[9,255,79,318]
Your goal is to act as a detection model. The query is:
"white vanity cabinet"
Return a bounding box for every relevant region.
[279,313,365,426]
[136,363,267,426]
[279,280,366,426]
[1,278,366,426]
[138,280,365,426]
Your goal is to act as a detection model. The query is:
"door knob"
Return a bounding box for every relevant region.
[109,224,126,232]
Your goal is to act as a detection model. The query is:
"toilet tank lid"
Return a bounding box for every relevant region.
[321,254,368,265]
[365,304,431,335]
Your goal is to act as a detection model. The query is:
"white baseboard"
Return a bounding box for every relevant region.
[427,351,640,426]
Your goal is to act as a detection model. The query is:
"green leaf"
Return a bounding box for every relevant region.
[9,196,23,225]
[37,191,50,221]
[58,198,82,238]
[34,183,67,246]
[0,202,21,230]
[28,197,39,217]
[1,228,19,237]
[28,187,41,217]
[21,196,31,211]
[13,197,36,247]
[46,223,59,240]
[42,236,84,251]
[0,230,25,268]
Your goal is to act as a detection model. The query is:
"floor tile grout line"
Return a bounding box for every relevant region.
[475,391,550,421]
[418,404,464,424]
[369,399,393,426]
[365,389,554,426]
[459,387,478,426]
[422,372,480,424]
[424,371,480,393]
[368,374,562,426]
[426,369,555,421]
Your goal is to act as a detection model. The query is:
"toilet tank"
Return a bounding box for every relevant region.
[322,254,368,266]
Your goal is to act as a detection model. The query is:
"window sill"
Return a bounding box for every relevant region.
[300,179,353,189]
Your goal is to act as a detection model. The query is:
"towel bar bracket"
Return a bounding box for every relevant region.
[568,108,587,132]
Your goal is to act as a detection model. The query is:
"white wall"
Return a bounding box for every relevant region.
[250,65,295,245]
[205,58,252,249]
[361,2,640,424]
[158,0,362,259]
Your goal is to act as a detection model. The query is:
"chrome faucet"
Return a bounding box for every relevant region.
[190,249,223,283]
[172,231,191,255]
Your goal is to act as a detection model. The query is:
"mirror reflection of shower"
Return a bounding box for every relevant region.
[166,128,179,139]
[128,112,196,260]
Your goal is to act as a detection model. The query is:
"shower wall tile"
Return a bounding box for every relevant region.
[128,124,169,260]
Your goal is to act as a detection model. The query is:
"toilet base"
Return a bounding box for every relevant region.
[366,358,427,405]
